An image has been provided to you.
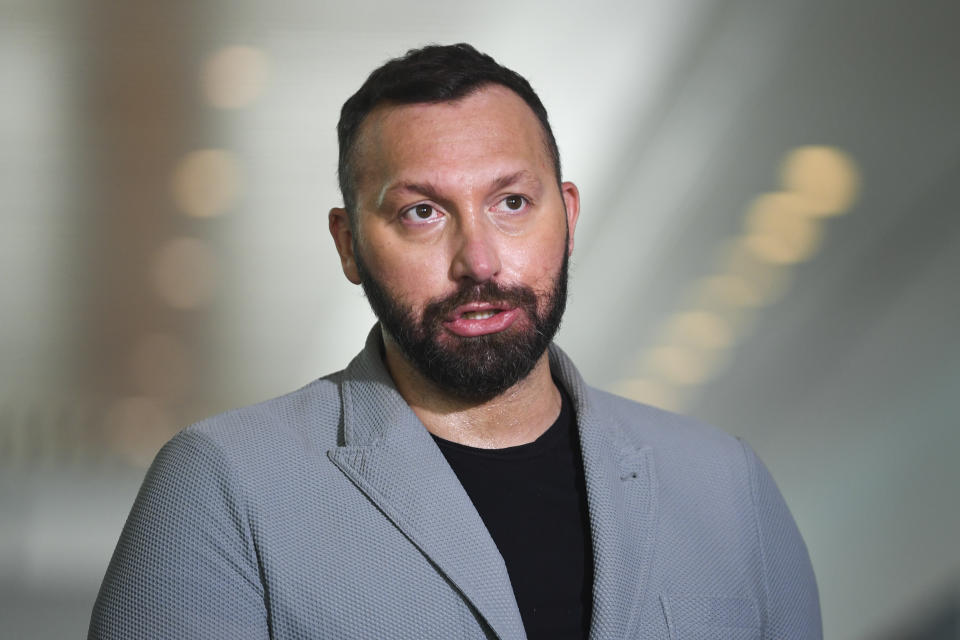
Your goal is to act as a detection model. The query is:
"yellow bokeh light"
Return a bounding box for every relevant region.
[645,345,712,386]
[780,145,860,216]
[719,238,791,304]
[201,45,269,109]
[150,236,218,309]
[170,149,240,218]
[743,192,823,264]
[663,310,733,350]
[694,274,762,308]
[610,378,683,412]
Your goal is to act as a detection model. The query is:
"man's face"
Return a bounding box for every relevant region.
[330,84,580,400]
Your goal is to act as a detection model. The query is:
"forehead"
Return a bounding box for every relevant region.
[352,85,553,198]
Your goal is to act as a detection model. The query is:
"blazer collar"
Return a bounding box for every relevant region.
[328,327,657,640]
[549,345,657,639]
[328,327,526,640]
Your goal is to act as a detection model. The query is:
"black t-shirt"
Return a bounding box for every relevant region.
[432,387,593,639]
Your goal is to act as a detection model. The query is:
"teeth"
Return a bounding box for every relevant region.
[463,310,497,320]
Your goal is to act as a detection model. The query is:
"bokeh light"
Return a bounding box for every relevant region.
[610,378,682,412]
[743,192,824,264]
[662,310,734,350]
[780,145,860,216]
[170,149,240,218]
[693,274,763,308]
[200,45,269,109]
[150,236,218,309]
[719,238,792,304]
[645,345,714,386]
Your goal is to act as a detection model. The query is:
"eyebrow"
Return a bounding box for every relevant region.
[377,170,541,208]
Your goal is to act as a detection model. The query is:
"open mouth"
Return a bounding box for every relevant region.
[460,309,500,320]
[443,304,519,337]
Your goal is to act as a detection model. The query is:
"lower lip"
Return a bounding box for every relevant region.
[443,308,521,337]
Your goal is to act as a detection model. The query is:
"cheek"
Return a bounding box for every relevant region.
[364,243,451,302]
[505,229,568,283]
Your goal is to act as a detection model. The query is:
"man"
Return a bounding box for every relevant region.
[90,44,821,639]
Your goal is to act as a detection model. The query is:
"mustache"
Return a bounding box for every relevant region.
[422,280,538,322]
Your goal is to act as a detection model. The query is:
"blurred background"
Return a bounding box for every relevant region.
[1,0,958,637]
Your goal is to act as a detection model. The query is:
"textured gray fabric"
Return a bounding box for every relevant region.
[89,327,821,639]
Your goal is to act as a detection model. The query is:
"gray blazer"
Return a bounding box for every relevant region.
[90,328,821,639]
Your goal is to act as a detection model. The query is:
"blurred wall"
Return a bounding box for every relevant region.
[1,0,958,638]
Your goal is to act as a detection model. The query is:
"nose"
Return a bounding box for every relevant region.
[449,216,501,284]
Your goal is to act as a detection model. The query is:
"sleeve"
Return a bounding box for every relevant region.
[88,429,270,639]
[740,439,823,640]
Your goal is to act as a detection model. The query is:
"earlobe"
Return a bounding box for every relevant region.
[560,182,580,255]
[328,207,362,284]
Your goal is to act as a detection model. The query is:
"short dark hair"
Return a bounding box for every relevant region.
[336,43,562,218]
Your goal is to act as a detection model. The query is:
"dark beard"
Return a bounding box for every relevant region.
[354,249,568,402]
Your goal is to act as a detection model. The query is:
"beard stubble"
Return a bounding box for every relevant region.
[354,244,569,402]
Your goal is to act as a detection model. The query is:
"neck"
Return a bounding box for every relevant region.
[381,332,562,449]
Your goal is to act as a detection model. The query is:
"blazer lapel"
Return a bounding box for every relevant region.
[550,345,658,640]
[327,329,527,640]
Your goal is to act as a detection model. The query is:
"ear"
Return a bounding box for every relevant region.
[328,207,362,284]
[560,181,580,255]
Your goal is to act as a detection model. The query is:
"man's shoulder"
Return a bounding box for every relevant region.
[587,384,741,448]
[584,385,751,480]
[175,370,347,465]
[550,343,749,470]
